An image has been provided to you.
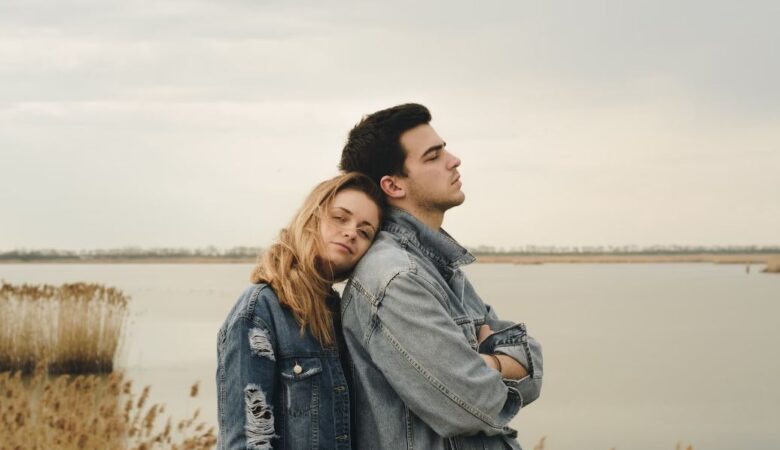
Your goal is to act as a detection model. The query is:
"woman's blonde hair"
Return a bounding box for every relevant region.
[251,172,384,347]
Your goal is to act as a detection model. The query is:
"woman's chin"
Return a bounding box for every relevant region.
[327,254,353,271]
[321,258,354,281]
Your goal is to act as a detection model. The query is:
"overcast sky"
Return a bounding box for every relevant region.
[1,0,778,250]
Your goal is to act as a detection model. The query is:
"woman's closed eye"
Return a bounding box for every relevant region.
[329,207,376,240]
[358,227,373,239]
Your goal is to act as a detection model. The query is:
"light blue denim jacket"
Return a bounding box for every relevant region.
[341,207,543,450]
[216,284,352,450]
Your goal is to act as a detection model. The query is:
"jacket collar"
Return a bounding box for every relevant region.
[382,207,475,271]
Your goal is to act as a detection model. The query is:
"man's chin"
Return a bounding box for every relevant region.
[439,195,465,213]
[449,192,466,208]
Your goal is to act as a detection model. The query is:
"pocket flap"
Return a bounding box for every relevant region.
[280,357,323,380]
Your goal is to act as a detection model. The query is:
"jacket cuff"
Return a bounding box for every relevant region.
[478,323,527,353]
[496,379,522,437]
[503,374,542,408]
[478,323,531,371]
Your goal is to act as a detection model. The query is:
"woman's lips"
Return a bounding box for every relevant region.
[332,242,352,254]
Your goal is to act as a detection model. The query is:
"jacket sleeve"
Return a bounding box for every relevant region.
[217,311,278,450]
[358,270,522,437]
[479,303,544,407]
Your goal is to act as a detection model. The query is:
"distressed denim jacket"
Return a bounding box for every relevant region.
[341,207,543,450]
[217,284,352,450]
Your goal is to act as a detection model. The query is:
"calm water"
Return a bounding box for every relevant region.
[2,263,778,450]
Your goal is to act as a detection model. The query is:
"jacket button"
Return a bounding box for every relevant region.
[293,363,302,375]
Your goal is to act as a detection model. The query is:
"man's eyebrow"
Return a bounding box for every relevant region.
[421,142,446,159]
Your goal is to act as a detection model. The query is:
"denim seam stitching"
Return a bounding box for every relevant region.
[311,374,320,448]
[496,342,538,380]
[228,285,272,335]
[217,329,226,446]
[410,271,452,312]
[366,270,404,346]
[349,278,376,304]
[340,281,355,315]
[377,322,507,431]
[404,406,414,450]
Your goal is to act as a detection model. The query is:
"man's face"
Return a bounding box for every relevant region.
[398,124,465,213]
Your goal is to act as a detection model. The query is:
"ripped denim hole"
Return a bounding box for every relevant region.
[249,327,275,361]
[244,384,276,450]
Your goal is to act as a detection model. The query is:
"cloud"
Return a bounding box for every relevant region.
[1,0,778,248]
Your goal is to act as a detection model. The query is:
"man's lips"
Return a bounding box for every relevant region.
[332,242,353,254]
[452,174,461,185]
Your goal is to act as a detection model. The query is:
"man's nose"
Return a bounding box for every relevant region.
[447,151,461,169]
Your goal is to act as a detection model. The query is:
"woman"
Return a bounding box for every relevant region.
[217,172,383,450]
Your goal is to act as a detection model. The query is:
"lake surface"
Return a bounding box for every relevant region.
[2,263,778,450]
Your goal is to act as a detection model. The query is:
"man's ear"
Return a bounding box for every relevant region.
[379,175,405,200]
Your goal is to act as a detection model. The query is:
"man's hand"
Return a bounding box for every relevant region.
[477,324,494,345]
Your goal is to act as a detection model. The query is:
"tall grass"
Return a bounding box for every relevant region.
[531,436,694,450]
[0,366,215,450]
[763,258,780,273]
[0,282,128,373]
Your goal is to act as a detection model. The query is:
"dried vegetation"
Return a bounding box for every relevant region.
[0,282,127,373]
[0,365,216,450]
[763,258,780,273]
[531,436,695,450]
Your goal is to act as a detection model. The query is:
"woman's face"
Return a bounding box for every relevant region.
[319,189,381,276]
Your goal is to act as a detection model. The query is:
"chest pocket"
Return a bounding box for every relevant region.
[455,317,478,350]
[280,357,322,417]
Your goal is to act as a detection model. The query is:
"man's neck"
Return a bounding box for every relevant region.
[389,202,444,231]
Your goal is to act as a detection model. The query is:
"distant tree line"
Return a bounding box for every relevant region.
[466,244,780,256]
[2,245,779,261]
[0,246,264,261]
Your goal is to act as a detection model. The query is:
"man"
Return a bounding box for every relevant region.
[338,103,543,450]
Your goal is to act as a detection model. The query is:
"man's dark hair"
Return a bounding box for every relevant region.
[339,103,432,185]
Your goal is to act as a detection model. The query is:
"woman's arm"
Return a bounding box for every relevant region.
[217,314,278,450]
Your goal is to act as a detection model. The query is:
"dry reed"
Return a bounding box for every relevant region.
[763,258,780,273]
[0,366,216,450]
[529,436,694,450]
[0,282,128,373]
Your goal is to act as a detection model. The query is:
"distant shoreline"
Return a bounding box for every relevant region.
[2,253,779,266]
[0,257,258,264]
[475,253,780,265]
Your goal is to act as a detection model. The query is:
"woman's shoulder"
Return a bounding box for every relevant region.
[224,283,281,331]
